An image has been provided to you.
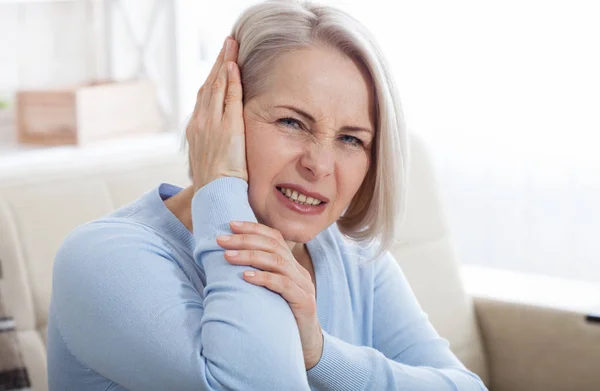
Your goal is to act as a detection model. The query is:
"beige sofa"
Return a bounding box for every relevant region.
[0,132,598,391]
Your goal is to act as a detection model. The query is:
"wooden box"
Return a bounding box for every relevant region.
[16,80,164,146]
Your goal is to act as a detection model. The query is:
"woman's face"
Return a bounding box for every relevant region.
[243,45,375,243]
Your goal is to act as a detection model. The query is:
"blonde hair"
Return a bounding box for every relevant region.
[181,0,409,262]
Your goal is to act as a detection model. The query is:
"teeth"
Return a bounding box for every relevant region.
[278,187,322,206]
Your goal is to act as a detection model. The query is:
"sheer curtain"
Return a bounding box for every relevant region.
[176,0,600,284]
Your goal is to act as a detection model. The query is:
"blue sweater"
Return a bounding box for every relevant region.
[47,177,487,390]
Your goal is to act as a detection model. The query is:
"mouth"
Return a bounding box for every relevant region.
[274,186,328,215]
[275,186,328,206]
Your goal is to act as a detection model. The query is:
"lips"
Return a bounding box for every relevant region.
[275,183,330,203]
[273,186,327,215]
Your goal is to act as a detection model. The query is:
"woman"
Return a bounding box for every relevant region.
[47,0,487,390]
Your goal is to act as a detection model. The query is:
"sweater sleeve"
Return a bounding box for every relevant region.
[306,251,488,390]
[50,177,309,391]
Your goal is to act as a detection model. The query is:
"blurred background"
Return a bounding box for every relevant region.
[1,0,598,284]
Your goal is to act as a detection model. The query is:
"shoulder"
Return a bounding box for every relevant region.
[50,218,197,330]
[53,219,175,295]
[318,224,405,283]
[314,223,386,278]
[318,223,386,263]
[58,218,168,262]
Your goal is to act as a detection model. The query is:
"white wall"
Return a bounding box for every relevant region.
[0,0,177,130]
[0,1,97,90]
[351,0,600,284]
[174,0,600,284]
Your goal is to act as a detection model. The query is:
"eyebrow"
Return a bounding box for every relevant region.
[274,105,374,135]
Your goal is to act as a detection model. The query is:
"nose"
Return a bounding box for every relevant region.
[299,141,335,180]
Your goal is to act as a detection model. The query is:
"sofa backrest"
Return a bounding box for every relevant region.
[390,135,488,381]
[0,136,190,391]
[0,133,488,391]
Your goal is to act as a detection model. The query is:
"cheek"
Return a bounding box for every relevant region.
[245,123,304,170]
[246,124,285,174]
[245,123,296,202]
[245,126,269,215]
[337,154,370,201]
[245,125,267,195]
[244,125,261,171]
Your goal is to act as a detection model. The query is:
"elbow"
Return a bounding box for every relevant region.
[201,354,310,391]
[199,327,309,390]
[198,308,310,389]
[440,367,489,391]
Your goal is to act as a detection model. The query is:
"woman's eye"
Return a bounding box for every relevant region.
[339,135,364,147]
[278,117,303,129]
[278,118,364,148]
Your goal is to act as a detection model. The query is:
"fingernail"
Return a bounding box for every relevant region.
[217,235,231,241]
[226,39,234,54]
[225,250,238,256]
[244,271,256,277]
[230,221,243,227]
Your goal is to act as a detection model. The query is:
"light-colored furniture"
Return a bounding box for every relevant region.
[0,132,598,391]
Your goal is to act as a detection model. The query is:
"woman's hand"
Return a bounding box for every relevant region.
[187,36,248,193]
[217,221,325,370]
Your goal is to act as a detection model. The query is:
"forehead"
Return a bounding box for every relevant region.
[257,46,375,126]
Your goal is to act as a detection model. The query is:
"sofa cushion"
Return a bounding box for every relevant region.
[0,259,32,391]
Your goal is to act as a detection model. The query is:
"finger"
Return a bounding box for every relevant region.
[208,61,229,122]
[229,221,308,275]
[243,270,317,315]
[217,233,295,274]
[223,37,238,66]
[224,249,314,293]
[212,39,240,124]
[217,233,282,255]
[229,221,285,245]
[199,36,231,119]
[204,36,230,94]
[223,61,244,124]
[192,37,229,119]
[225,249,286,271]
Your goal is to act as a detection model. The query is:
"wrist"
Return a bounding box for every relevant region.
[305,329,324,370]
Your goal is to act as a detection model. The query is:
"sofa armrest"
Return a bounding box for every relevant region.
[461,266,600,391]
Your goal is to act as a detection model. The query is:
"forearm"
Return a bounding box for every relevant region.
[306,331,487,391]
[192,177,310,389]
